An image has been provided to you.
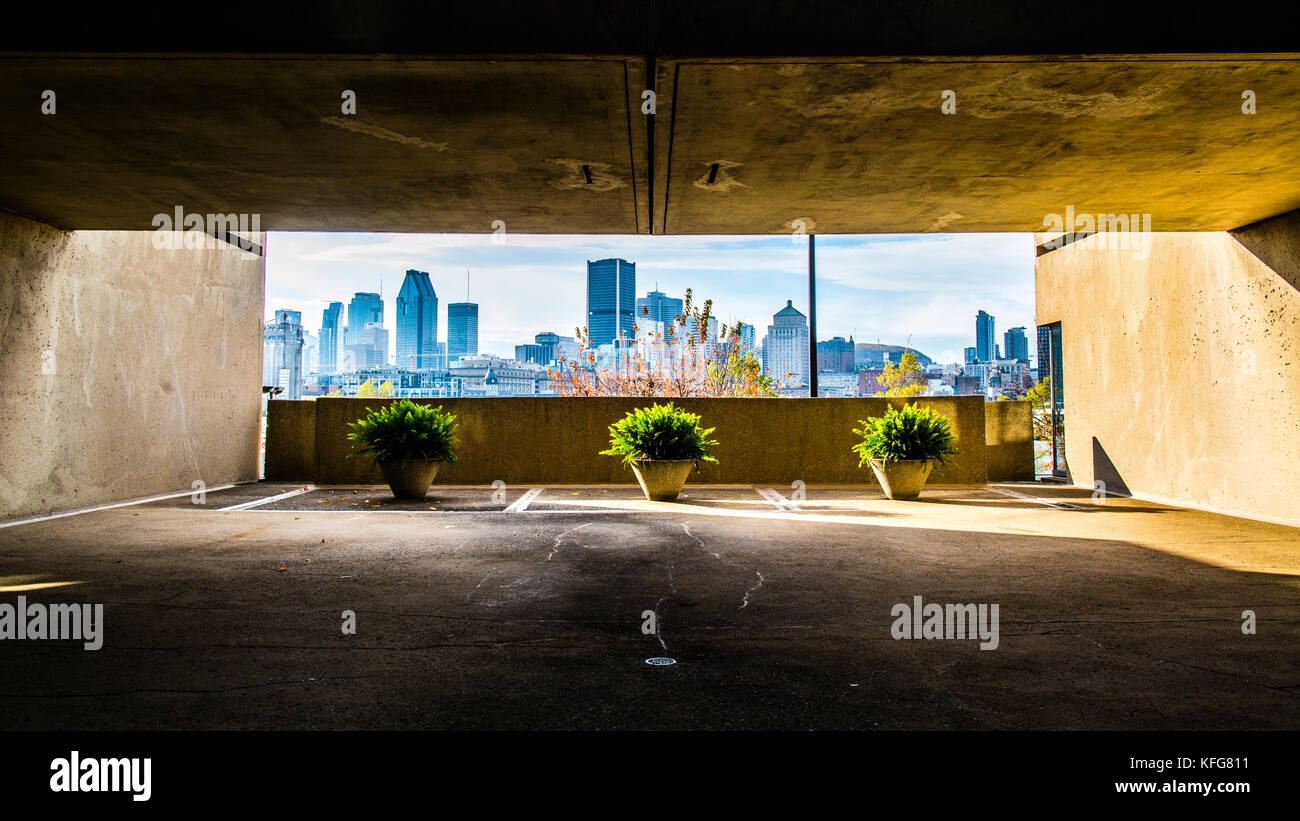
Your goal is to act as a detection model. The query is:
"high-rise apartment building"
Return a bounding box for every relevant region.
[320,301,343,372]
[1004,326,1030,363]
[762,300,810,386]
[447,302,479,361]
[396,269,439,370]
[976,310,996,362]
[263,308,305,399]
[587,258,636,346]
[734,321,757,352]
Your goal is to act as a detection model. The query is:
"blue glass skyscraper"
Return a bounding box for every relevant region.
[320,301,342,372]
[635,289,683,329]
[447,302,478,361]
[396,270,439,370]
[976,310,996,362]
[587,259,635,346]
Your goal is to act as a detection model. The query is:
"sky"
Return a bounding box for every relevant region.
[264,232,1037,366]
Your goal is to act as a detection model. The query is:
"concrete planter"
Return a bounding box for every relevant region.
[378,459,443,500]
[868,458,934,500]
[629,459,695,501]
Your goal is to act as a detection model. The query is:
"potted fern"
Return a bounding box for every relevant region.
[851,403,959,500]
[347,399,459,500]
[601,403,718,501]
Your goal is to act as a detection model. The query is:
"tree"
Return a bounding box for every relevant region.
[356,380,395,398]
[998,377,1051,439]
[877,351,928,397]
[548,288,780,397]
[1022,377,1052,440]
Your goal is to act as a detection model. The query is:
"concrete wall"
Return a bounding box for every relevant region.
[1036,216,1300,526]
[266,395,1012,486]
[0,212,265,518]
[985,399,1035,482]
[265,399,316,483]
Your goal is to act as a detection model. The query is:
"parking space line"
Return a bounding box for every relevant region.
[219,485,315,511]
[756,487,802,512]
[0,484,237,529]
[504,488,545,512]
[988,486,1083,510]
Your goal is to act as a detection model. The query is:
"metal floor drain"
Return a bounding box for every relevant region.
[645,657,676,666]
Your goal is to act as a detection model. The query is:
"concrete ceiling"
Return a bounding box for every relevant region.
[654,56,1300,234]
[0,57,648,233]
[1,54,1298,234]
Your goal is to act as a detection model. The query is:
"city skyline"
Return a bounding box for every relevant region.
[264,232,1036,367]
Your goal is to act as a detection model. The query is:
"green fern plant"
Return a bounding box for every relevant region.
[851,403,959,469]
[347,400,459,465]
[600,403,718,469]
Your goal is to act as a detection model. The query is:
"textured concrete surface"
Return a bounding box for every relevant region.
[265,400,317,482]
[0,56,648,234]
[985,400,1034,482]
[653,57,1300,234]
[0,482,1296,731]
[3,54,1299,233]
[273,395,996,486]
[0,213,265,519]
[1036,226,1300,526]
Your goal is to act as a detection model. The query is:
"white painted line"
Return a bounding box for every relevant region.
[756,488,802,512]
[218,485,316,511]
[241,508,632,515]
[504,488,545,513]
[0,484,237,529]
[988,486,1082,510]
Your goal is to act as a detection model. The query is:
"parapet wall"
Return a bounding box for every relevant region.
[268,395,1035,486]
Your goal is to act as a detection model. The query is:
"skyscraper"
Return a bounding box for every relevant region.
[320,301,342,372]
[1004,326,1030,363]
[396,270,439,370]
[734,321,756,352]
[762,300,810,386]
[263,309,304,399]
[635,289,683,330]
[346,292,385,368]
[976,310,996,362]
[587,259,636,346]
[447,302,479,362]
[347,292,382,346]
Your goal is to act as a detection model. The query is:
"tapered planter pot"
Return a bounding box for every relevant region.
[869,458,933,500]
[378,459,442,500]
[629,459,695,501]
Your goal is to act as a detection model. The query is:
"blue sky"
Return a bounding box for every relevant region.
[265,232,1037,366]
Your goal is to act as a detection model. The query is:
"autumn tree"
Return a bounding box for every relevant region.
[877,351,928,397]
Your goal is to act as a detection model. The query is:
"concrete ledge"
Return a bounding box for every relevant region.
[266,396,1009,486]
[264,400,317,482]
[986,400,1035,482]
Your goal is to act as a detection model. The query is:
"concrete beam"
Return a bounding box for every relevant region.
[3,54,1299,234]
